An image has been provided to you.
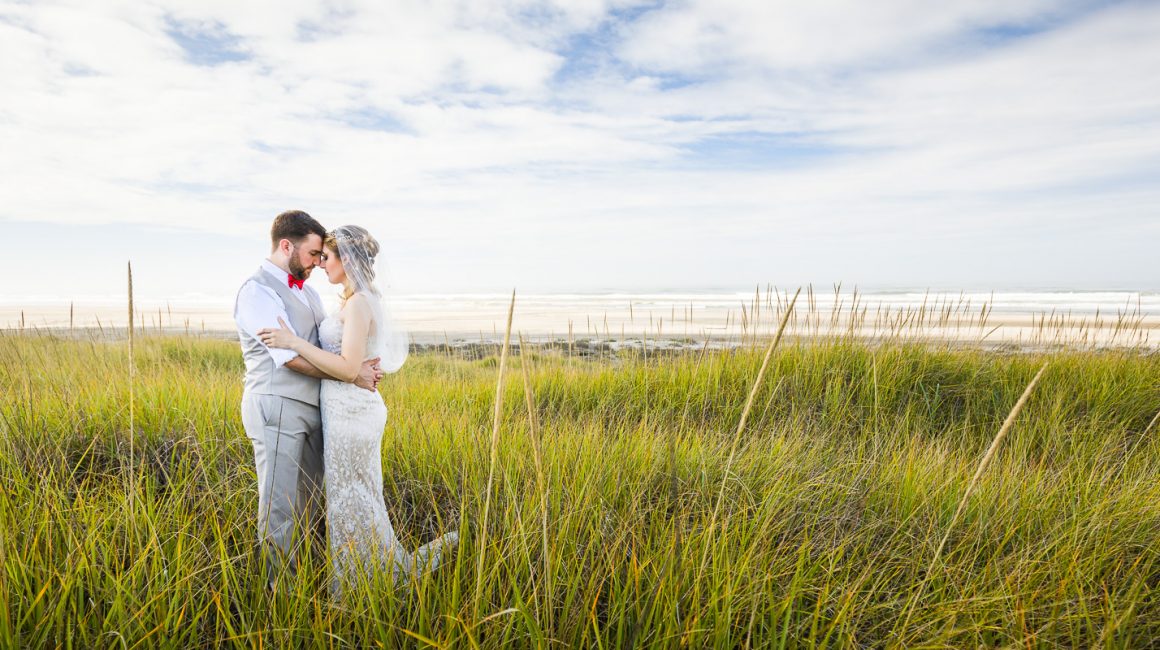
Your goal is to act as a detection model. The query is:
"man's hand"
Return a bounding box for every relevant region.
[354,357,384,392]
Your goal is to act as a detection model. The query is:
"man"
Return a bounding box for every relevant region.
[234,209,383,588]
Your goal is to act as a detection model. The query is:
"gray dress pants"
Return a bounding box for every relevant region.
[241,392,324,586]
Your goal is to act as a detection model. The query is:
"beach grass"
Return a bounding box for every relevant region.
[0,330,1157,647]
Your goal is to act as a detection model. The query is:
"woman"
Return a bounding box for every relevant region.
[259,225,458,591]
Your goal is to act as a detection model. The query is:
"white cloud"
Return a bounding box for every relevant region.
[1,0,1157,296]
[618,0,1074,72]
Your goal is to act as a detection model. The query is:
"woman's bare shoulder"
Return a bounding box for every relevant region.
[342,293,373,320]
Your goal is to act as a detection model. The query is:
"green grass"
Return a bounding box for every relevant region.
[1,333,1157,647]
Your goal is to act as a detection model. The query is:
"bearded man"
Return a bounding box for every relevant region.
[233,209,383,588]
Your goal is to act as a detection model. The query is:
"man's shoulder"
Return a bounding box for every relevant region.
[237,275,281,302]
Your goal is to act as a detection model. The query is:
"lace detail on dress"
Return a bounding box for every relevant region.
[318,315,457,592]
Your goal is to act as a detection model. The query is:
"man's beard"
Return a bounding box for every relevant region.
[288,249,311,281]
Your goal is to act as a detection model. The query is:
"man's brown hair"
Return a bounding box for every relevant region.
[270,210,326,251]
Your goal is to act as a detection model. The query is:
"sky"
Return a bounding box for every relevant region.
[1,0,1158,302]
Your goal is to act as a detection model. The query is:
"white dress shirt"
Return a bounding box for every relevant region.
[234,260,316,368]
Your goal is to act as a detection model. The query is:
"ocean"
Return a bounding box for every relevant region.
[4,288,1157,349]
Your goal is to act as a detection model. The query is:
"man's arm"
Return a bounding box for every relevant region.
[286,355,384,390]
[236,279,382,389]
[284,356,329,379]
[235,281,300,367]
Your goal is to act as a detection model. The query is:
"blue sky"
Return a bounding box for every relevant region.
[1,0,1157,302]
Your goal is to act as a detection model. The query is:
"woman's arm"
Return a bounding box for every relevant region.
[259,295,372,383]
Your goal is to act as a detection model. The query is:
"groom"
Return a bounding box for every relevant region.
[234,209,384,588]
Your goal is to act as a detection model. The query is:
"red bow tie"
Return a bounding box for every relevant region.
[288,274,304,290]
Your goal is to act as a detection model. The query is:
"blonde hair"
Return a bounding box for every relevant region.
[324,225,380,302]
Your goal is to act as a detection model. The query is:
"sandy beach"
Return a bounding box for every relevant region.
[4,289,1157,350]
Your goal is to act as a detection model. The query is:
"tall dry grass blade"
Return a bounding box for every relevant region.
[899,360,1049,637]
[127,261,136,500]
[474,288,516,619]
[696,287,800,584]
[933,361,1049,559]
[1144,408,1160,436]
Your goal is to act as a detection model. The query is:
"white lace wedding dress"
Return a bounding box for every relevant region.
[319,314,458,591]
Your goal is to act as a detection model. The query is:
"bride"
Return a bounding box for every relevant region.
[259,225,457,591]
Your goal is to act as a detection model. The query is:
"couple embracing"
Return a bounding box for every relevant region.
[234,210,457,593]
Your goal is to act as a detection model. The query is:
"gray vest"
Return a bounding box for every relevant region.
[235,268,325,406]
